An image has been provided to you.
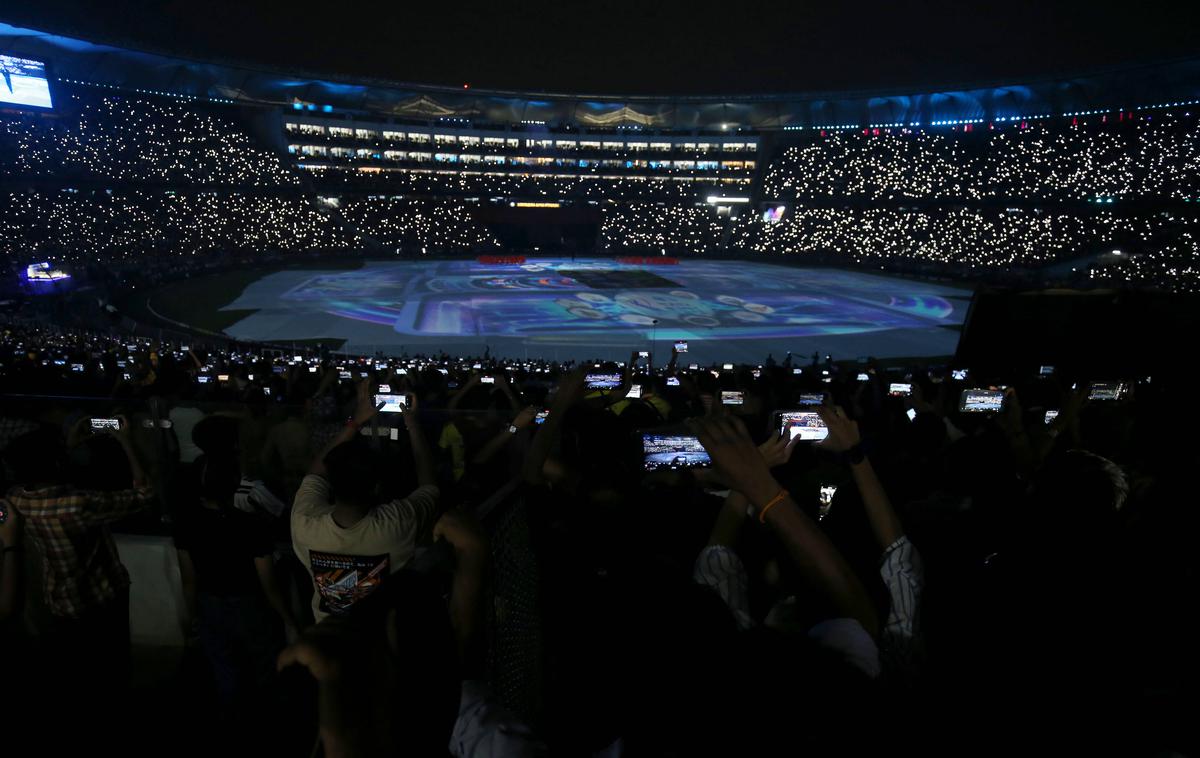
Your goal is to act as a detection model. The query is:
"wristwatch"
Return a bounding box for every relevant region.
[844,443,866,465]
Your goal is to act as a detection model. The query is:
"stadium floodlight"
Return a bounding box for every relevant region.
[706,196,750,204]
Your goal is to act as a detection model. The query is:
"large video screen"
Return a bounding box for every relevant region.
[0,55,53,109]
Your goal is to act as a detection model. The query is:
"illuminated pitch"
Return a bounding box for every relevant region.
[218,258,970,362]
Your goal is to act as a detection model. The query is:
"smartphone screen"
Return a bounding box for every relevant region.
[480,376,495,385]
[1039,365,1055,376]
[721,391,744,406]
[535,410,550,425]
[217,374,230,382]
[378,384,392,393]
[906,408,918,421]
[666,376,680,387]
[888,383,912,397]
[197,376,211,384]
[1044,410,1059,424]
[959,388,1004,413]
[674,341,688,353]
[856,373,869,381]
[951,369,968,381]
[627,384,643,399]
[797,393,823,406]
[776,411,829,442]
[1088,382,1128,400]
[374,394,408,413]
[585,373,622,390]
[637,351,650,359]
[722,363,734,371]
[818,484,837,520]
[642,434,712,471]
[90,418,120,431]
[339,371,352,379]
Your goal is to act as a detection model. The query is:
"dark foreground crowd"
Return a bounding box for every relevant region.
[0,322,1194,756]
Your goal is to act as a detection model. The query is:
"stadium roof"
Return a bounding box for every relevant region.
[4,19,1200,131]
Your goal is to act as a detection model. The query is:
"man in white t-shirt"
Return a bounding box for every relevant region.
[292,383,438,623]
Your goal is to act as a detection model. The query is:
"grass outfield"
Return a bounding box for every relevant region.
[142,259,364,341]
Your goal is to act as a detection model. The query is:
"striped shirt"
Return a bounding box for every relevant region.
[7,484,154,618]
[879,534,925,684]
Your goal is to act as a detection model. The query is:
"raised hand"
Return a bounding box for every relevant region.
[758,430,800,469]
[688,416,779,505]
[512,405,538,430]
[815,405,860,454]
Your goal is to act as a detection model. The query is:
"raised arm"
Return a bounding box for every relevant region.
[523,368,586,486]
[401,392,435,487]
[816,406,904,550]
[690,415,879,637]
[309,379,381,477]
[433,509,489,676]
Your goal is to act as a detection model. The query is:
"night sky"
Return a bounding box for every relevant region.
[1,0,1199,96]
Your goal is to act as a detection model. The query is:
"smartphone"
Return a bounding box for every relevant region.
[262,387,272,397]
[480,376,495,385]
[308,366,318,373]
[90,418,121,431]
[674,341,688,353]
[627,384,643,399]
[906,408,918,421]
[339,371,352,379]
[198,376,211,384]
[70,363,84,373]
[642,433,712,471]
[959,388,1004,413]
[688,364,699,371]
[818,484,837,520]
[218,374,230,382]
[951,369,969,381]
[378,384,392,393]
[666,376,681,387]
[797,393,823,406]
[585,373,622,390]
[273,366,284,374]
[888,383,912,397]
[856,373,869,381]
[1044,409,1059,424]
[1088,382,1128,401]
[373,394,408,413]
[535,409,550,425]
[721,391,744,406]
[722,363,734,371]
[1039,365,1055,376]
[752,369,762,379]
[637,351,650,359]
[775,410,829,442]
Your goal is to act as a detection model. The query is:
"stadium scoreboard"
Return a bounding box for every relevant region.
[0,54,53,109]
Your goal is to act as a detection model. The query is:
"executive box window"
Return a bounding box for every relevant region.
[383,130,406,141]
[627,142,648,152]
[328,127,353,138]
[408,133,431,144]
[383,150,406,161]
[650,142,672,152]
[355,129,378,139]
[297,124,326,136]
[435,134,458,146]
[556,140,577,149]
[602,142,624,151]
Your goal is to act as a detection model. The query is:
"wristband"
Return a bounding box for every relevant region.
[757,489,789,524]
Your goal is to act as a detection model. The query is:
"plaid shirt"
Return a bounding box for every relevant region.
[7,484,154,618]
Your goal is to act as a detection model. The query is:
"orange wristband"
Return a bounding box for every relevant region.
[757,489,789,524]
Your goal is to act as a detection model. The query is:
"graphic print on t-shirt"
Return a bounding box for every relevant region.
[309,551,390,616]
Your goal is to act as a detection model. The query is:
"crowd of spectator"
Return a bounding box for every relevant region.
[0,319,1194,754]
[599,203,726,254]
[729,206,1200,269]
[0,90,299,187]
[335,197,501,251]
[762,111,1200,202]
